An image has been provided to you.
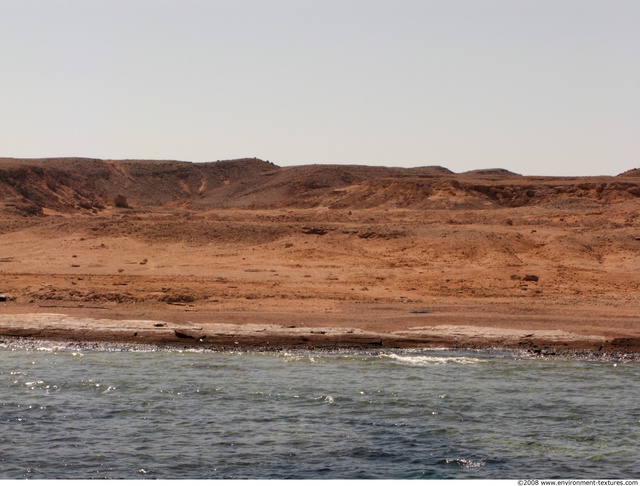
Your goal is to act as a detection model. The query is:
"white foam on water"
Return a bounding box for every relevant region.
[443,458,486,468]
[382,353,486,366]
[24,380,45,387]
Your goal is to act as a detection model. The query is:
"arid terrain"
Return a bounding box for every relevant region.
[1,157,639,354]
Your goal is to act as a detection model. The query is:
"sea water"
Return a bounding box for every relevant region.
[0,341,639,479]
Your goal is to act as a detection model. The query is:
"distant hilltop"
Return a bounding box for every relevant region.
[0,157,638,216]
[618,168,640,178]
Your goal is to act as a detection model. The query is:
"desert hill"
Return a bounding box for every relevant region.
[0,157,639,352]
[618,168,640,178]
[0,157,276,215]
[1,157,639,215]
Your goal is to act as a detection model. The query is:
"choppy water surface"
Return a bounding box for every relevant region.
[1,341,639,479]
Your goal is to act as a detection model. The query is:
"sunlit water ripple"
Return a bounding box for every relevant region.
[1,341,639,479]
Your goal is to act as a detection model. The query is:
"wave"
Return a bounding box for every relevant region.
[381,353,487,366]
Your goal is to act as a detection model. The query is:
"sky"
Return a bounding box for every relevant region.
[1,0,638,176]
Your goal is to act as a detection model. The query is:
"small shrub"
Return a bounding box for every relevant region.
[114,195,130,208]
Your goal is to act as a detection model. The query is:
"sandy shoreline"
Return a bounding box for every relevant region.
[2,300,639,360]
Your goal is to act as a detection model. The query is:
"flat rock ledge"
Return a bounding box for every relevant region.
[1,313,639,362]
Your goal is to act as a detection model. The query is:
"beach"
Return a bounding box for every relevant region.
[1,297,639,357]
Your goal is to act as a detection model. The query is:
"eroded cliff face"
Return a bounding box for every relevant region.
[0,157,276,215]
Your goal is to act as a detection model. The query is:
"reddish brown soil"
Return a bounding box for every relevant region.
[1,158,639,354]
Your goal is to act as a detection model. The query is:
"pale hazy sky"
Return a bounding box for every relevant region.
[1,0,638,176]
